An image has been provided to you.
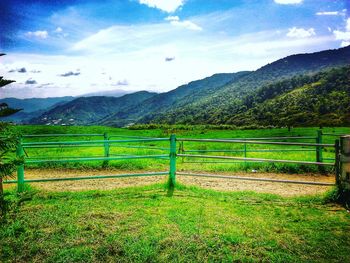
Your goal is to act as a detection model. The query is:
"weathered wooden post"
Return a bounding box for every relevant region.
[102,132,109,167]
[16,137,25,193]
[337,136,350,206]
[168,134,177,189]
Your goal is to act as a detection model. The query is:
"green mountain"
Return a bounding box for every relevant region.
[230,66,350,127]
[99,72,250,126]
[102,46,350,126]
[29,46,350,127]
[0,96,74,123]
[153,66,350,127]
[30,91,156,125]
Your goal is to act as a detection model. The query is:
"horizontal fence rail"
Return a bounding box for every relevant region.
[322,133,348,136]
[25,155,169,164]
[177,154,335,166]
[22,133,104,138]
[22,138,169,146]
[224,136,317,140]
[182,149,315,153]
[177,138,334,147]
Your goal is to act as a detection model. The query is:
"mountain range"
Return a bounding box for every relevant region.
[2,46,350,127]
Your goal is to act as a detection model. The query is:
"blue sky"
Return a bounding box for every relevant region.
[0,0,349,98]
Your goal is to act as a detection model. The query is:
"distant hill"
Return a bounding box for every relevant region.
[30,91,156,125]
[80,89,131,97]
[0,96,74,123]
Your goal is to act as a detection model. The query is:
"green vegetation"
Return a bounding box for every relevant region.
[30,91,156,126]
[151,66,350,126]
[0,96,74,123]
[1,184,349,262]
[0,59,22,206]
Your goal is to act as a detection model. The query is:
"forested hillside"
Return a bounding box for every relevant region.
[31,91,156,125]
[150,66,350,127]
[107,46,350,126]
[0,96,74,123]
[99,72,250,126]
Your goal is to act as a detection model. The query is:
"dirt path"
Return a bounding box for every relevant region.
[4,169,335,197]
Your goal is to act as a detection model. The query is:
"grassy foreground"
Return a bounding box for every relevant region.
[1,184,349,262]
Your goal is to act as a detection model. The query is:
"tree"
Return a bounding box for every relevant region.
[0,54,22,203]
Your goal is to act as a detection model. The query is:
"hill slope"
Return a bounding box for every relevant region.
[103,46,350,126]
[29,46,350,127]
[229,66,350,127]
[151,66,350,127]
[99,72,250,126]
[0,96,75,123]
[31,91,156,125]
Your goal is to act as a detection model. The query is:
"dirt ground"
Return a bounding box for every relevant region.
[4,169,335,197]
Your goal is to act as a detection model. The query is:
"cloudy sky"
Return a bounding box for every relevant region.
[0,0,349,98]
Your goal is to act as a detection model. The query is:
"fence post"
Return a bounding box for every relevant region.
[316,130,323,163]
[337,136,350,206]
[102,132,109,167]
[16,136,25,193]
[168,134,177,189]
[179,141,184,163]
[335,139,340,185]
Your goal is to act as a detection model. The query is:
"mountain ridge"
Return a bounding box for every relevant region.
[27,45,350,127]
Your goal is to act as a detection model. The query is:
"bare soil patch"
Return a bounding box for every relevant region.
[5,168,334,197]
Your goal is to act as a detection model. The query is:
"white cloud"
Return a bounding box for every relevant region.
[169,20,202,31]
[164,15,202,31]
[274,0,303,4]
[340,41,350,47]
[138,0,185,13]
[1,17,337,99]
[165,16,179,21]
[333,18,350,47]
[286,27,315,38]
[333,30,350,40]
[316,11,339,16]
[25,30,48,39]
[55,27,63,33]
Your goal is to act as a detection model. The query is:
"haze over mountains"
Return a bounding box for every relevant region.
[0,89,131,123]
[2,46,350,127]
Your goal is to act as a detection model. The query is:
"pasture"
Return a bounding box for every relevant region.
[1,125,349,262]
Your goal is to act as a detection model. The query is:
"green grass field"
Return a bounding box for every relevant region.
[1,184,350,262]
[10,125,350,174]
[1,125,350,262]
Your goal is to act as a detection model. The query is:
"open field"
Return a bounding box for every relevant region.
[1,126,349,262]
[1,184,350,262]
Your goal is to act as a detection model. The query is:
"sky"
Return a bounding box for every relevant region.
[0,0,349,98]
